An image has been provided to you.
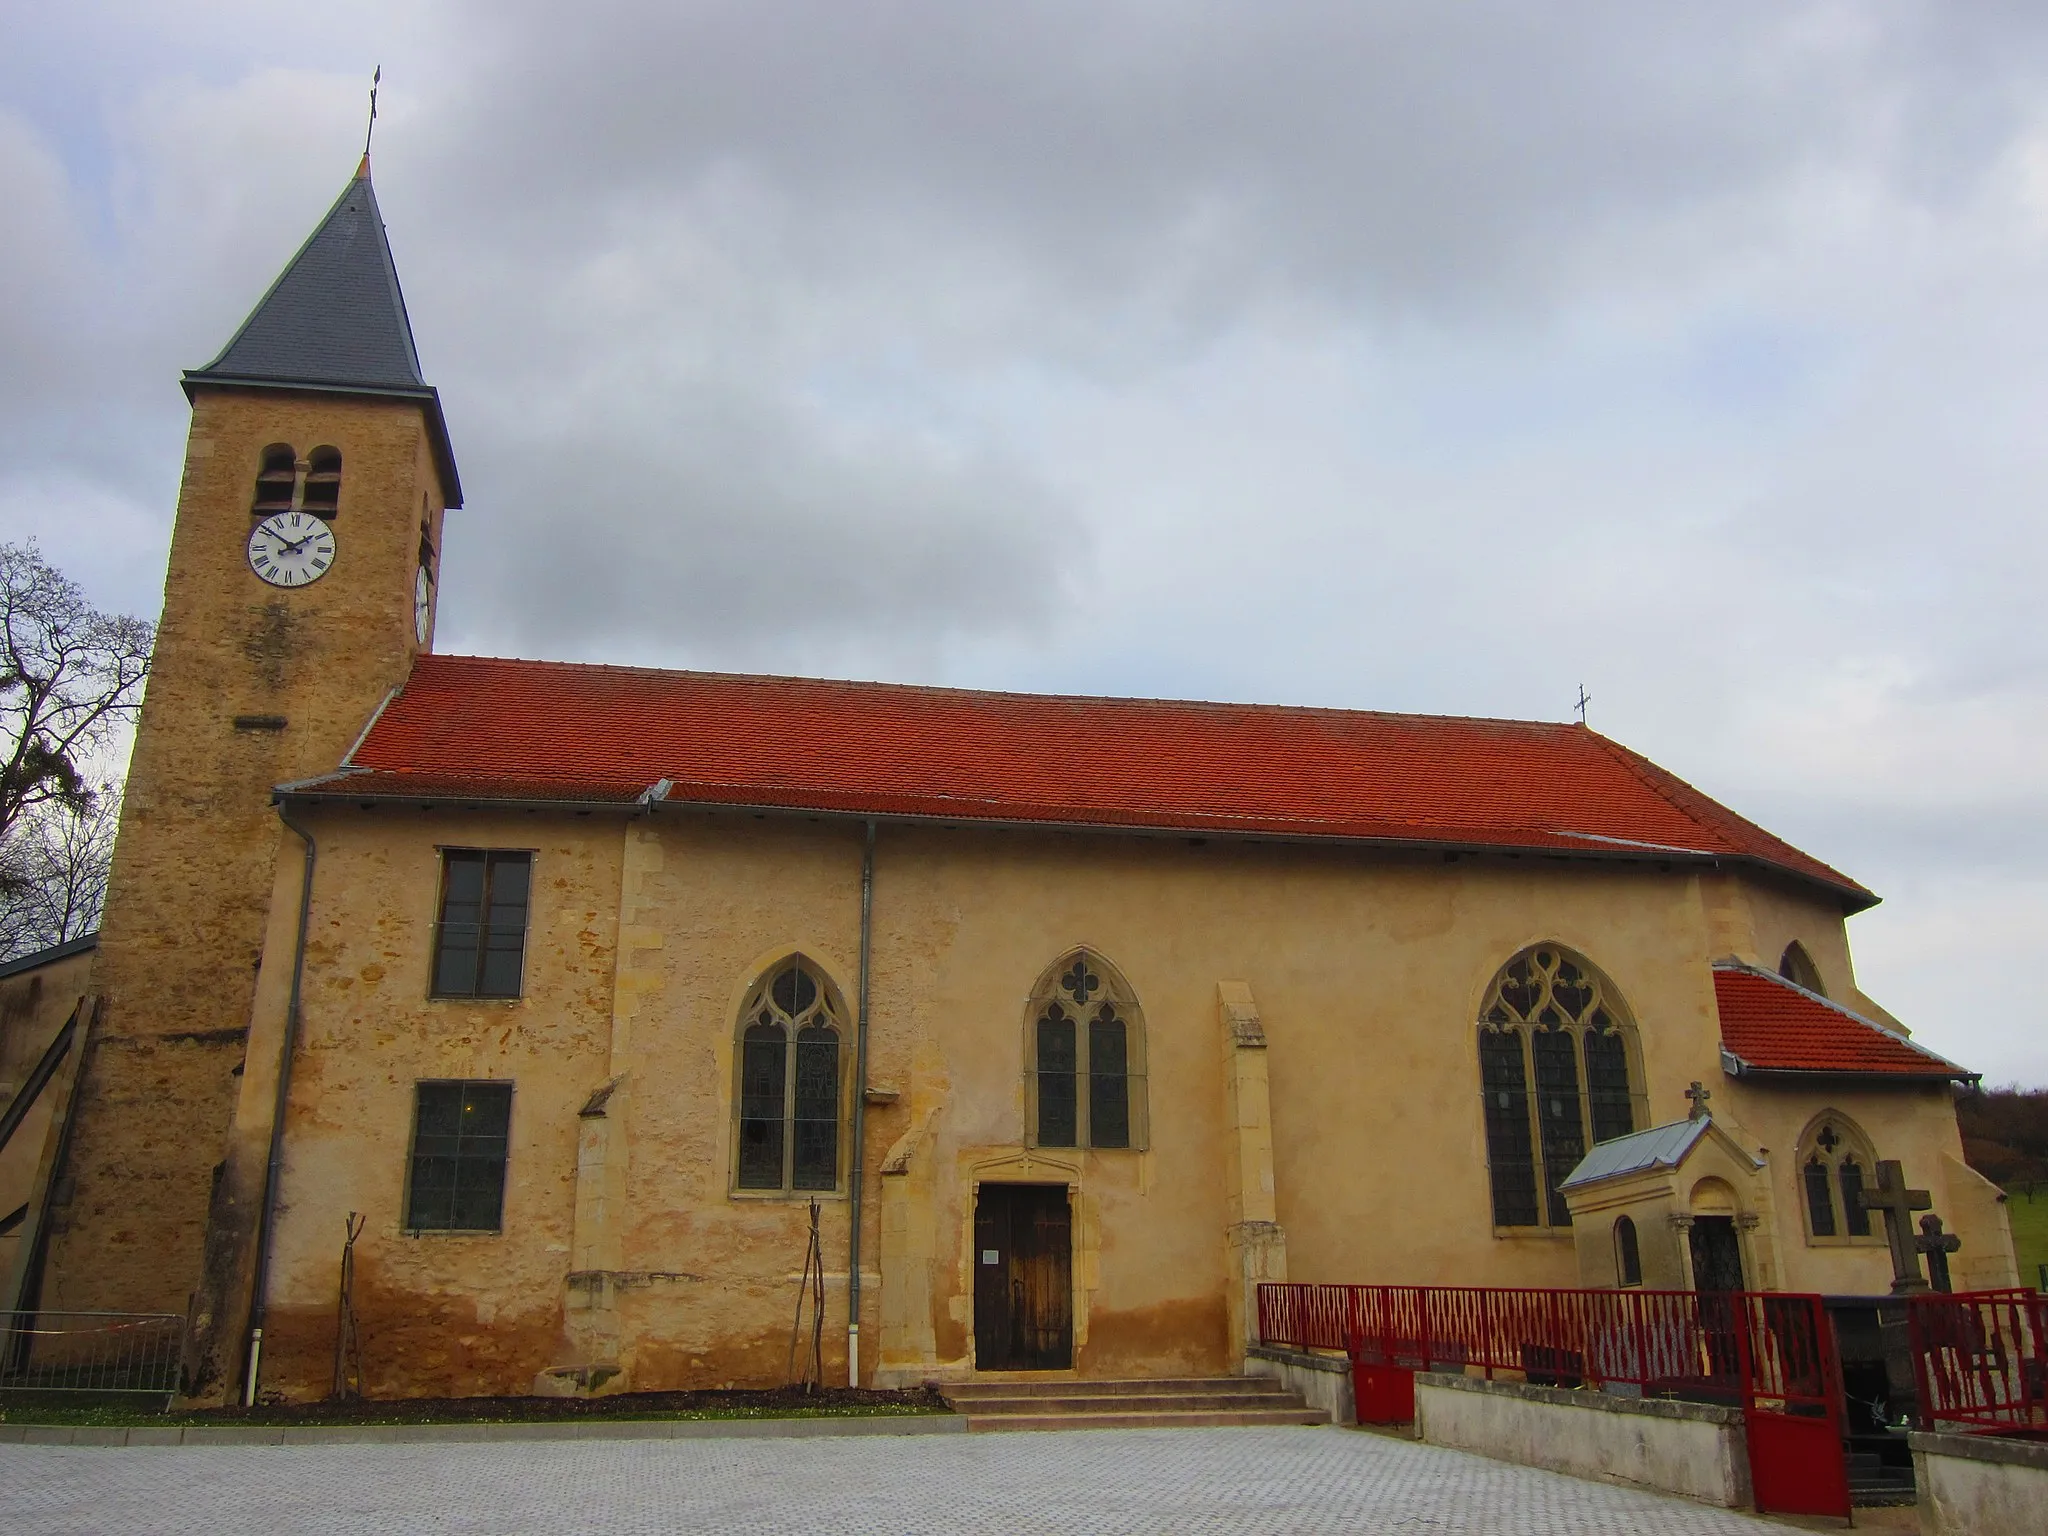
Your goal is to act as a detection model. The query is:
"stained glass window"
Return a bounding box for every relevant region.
[732,959,842,1194]
[1028,953,1145,1150]
[1798,1117,1882,1243]
[1804,1156,1838,1237]
[1838,1158,1871,1237]
[1476,946,1641,1229]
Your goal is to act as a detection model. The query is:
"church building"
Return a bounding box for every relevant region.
[0,160,2018,1405]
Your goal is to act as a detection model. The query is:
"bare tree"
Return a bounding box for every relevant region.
[0,544,152,959]
[0,542,152,844]
[0,782,121,957]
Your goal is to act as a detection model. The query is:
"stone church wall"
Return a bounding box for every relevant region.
[250,807,622,1399]
[46,391,442,1332]
[227,796,1990,1401]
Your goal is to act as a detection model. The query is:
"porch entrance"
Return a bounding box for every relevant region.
[973,1182,1072,1370]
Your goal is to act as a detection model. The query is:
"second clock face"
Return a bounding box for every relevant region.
[247,512,335,588]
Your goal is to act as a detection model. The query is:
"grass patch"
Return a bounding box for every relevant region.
[0,1384,950,1430]
[2004,1184,2048,1290]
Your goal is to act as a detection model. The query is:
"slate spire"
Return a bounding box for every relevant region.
[184,161,461,505]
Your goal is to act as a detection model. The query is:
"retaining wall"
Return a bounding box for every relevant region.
[1414,1371,1750,1509]
[1243,1343,1354,1425]
[1911,1430,2048,1536]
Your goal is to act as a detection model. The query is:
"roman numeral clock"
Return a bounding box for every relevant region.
[247,510,336,588]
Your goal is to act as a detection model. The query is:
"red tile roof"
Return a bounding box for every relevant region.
[1713,963,1970,1079]
[315,654,1873,905]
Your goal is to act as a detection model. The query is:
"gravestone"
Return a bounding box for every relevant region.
[1857,1159,1932,1295]
[1916,1214,1961,1294]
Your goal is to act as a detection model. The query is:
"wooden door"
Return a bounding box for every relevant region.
[973,1183,1072,1370]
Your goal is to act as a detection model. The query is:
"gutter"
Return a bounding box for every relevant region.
[847,820,875,1386]
[244,803,318,1406]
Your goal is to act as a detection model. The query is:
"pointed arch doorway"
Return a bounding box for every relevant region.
[973,1183,1073,1370]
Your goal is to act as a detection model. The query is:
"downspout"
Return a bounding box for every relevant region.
[244,801,317,1406]
[847,819,875,1386]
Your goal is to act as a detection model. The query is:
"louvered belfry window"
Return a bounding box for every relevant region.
[1477,946,1643,1229]
[735,958,844,1193]
[1029,953,1146,1150]
[251,443,297,516]
[303,445,342,513]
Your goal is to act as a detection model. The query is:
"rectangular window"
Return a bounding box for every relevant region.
[432,851,532,998]
[406,1081,513,1232]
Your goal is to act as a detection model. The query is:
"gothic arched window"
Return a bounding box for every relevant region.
[1797,1113,1879,1243]
[252,443,296,516]
[1779,941,1826,997]
[1477,945,1643,1228]
[303,446,342,515]
[733,957,845,1194]
[1027,951,1147,1150]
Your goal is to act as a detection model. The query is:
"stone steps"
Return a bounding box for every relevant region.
[942,1375,1329,1432]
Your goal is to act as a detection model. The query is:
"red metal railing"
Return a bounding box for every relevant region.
[1907,1288,2048,1435]
[1257,1281,1849,1517]
[1257,1282,1744,1394]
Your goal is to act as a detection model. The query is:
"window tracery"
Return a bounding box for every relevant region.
[1476,945,1643,1228]
[1028,951,1145,1150]
[734,957,844,1194]
[1797,1114,1879,1243]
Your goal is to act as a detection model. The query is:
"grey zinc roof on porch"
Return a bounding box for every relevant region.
[1559,1116,1712,1191]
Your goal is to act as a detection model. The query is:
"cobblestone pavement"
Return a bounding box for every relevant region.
[1,1425,1788,1535]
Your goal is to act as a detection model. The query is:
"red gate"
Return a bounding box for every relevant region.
[1732,1291,1851,1518]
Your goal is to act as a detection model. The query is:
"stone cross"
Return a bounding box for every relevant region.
[1917,1214,1962,1294]
[1685,1081,1712,1120]
[1857,1159,1933,1294]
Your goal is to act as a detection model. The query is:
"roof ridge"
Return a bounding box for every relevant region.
[417,652,1588,733]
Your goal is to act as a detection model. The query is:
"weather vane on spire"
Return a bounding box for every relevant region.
[362,66,381,164]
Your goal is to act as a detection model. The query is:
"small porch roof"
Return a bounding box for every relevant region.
[1560,1117,1712,1191]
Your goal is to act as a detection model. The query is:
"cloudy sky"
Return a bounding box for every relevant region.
[4,3,2045,1083]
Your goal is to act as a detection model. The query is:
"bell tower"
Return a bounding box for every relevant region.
[36,160,460,1377]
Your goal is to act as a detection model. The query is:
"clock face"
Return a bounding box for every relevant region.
[247,512,335,588]
[415,565,432,645]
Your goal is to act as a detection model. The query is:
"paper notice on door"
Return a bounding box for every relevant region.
[981,1250,999,1265]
